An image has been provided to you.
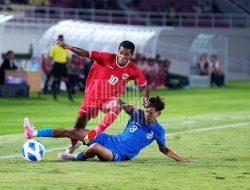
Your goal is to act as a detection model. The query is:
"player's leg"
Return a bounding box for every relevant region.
[85,143,114,161]
[83,98,122,144]
[73,98,100,131]
[66,99,100,153]
[42,71,52,93]
[58,143,114,161]
[63,77,73,101]
[66,113,91,153]
[96,98,122,133]
[38,128,88,140]
[62,64,73,101]
[23,117,88,140]
[51,77,59,100]
[52,66,60,100]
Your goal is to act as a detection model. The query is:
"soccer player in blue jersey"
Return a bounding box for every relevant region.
[24,96,189,162]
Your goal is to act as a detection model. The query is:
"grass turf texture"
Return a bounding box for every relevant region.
[0,81,250,190]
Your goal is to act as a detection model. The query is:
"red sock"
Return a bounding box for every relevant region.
[71,139,78,146]
[95,106,121,135]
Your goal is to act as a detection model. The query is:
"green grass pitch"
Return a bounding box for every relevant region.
[0,81,250,190]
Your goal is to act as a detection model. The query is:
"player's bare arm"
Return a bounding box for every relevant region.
[121,103,137,114]
[55,41,90,57]
[159,145,191,162]
[141,84,150,107]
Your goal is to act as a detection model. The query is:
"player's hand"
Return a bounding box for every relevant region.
[122,104,136,113]
[83,130,97,145]
[141,97,150,108]
[54,41,69,49]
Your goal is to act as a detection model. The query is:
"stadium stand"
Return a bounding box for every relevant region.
[0,0,250,92]
[1,0,249,28]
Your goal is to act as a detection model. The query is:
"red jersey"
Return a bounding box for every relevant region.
[85,51,147,100]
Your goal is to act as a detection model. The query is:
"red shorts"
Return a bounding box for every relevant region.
[79,96,118,119]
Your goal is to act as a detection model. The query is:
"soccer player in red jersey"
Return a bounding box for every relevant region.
[55,40,150,153]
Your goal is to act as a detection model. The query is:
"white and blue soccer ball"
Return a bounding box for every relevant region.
[22,139,45,162]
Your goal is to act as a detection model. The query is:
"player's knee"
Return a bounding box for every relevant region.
[89,143,102,152]
[113,98,122,107]
[110,106,121,116]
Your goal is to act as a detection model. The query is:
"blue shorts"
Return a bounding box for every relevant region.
[88,133,126,161]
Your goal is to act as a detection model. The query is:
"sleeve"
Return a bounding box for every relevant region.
[49,45,55,58]
[89,51,112,66]
[133,65,147,87]
[155,126,166,147]
[0,60,8,69]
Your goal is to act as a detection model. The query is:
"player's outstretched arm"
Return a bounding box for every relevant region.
[121,103,137,115]
[158,145,191,162]
[141,85,150,108]
[55,41,90,58]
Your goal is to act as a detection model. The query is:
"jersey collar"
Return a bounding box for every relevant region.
[146,121,158,128]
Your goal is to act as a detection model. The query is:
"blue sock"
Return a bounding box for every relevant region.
[37,128,53,137]
[76,152,87,161]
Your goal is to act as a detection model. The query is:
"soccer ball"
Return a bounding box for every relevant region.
[22,139,45,161]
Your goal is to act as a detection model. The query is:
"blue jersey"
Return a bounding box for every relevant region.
[113,109,166,159]
[89,110,166,161]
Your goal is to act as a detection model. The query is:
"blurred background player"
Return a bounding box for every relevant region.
[41,54,53,93]
[210,54,225,87]
[0,50,17,85]
[49,35,73,101]
[23,96,190,162]
[55,40,150,153]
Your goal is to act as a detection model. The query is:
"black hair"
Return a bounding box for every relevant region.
[6,50,14,56]
[58,34,64,39]
[119,40,135,53]
[148,95,165,112]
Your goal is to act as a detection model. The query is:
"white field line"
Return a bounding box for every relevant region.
[166,121,250,136]
[0,147,67,159]
[0,121,249,159]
